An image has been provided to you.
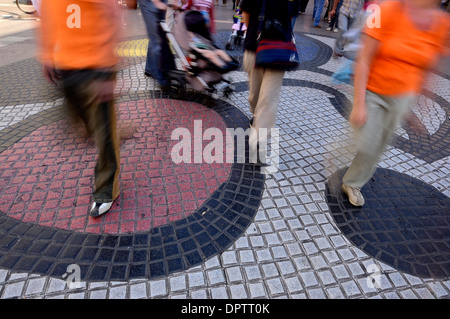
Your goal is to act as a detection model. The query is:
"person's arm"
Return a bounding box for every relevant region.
[242,11,250,27]
[153,0,168,10]
[330,0,341,18]
[350,33,380,129]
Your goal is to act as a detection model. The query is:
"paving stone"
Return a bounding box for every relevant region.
[244,265,262,281]
[109,286,127,299]
[149,279,167,297]
[207,269,226,285]
[229,284,248,299]
[129,282,147,299]
[24,277,46,296]
[248,282,267,298]
[266,278,285,295]
[300,271,319,288]
[2,281,25,299]
[225,266,243,282]
[89,289,108,299]
[210,286,229,299]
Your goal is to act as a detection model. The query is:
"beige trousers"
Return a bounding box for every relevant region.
[343,90,417,188]
[243,50,285,152]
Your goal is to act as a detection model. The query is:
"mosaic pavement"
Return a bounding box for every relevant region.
[0,20,449,299]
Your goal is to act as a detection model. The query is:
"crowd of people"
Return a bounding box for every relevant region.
[35,0,448,217]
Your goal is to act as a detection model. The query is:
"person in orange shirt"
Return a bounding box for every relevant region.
[38,0,122,217]
[341,0,449,206]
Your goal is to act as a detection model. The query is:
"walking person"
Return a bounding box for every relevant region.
[38,0,122,217]
[326,0,342,31]
[240,0,296,161]
[183,0,216,34]
[341,0,449,206]
[139,0,176,87]
[329,0,364,56]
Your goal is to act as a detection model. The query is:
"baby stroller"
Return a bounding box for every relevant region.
[225,5,247,50]
[161,10,239,97]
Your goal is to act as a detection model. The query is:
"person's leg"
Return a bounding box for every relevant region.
[62,70,120,216]
[313,0,326,26]
[334,12,349,55]
[139,0,164,83]
[343,91,416,189]
[299,0,309,13]
[243,51,263,116]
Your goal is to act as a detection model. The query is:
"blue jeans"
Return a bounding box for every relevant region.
[312,0,326,26]
[138,0,174,85]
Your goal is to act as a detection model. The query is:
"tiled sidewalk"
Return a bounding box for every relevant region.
[0,6,449,300]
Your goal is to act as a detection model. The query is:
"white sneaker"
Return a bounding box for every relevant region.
[89,201,113,217]
[341,184,365,207]
[326,27,332,31]
[333,28,339,32]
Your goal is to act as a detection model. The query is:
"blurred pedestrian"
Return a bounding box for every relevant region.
[38,0,122,217]
[241,0,294,162]
[326,0,342,31]
[166,0,186,31]
[330,0,364,56]
[183,0,216,34]
[139,0,176,87]
[341,0,449,206]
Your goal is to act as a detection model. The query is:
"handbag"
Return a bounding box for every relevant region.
[255,0,299,70]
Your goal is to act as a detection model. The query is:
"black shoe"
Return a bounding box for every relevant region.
[144,71,153,78]
[249,117,254,127]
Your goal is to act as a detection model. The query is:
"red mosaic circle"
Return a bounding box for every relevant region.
[0,99,232,234]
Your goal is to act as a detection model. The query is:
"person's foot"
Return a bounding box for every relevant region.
[341,184,365,207]
[89,202,113,217]
[333,50,344,58]
[326,27,332,31]
[144,71,153,78]
[312,25,322,28]
[333,28,339,33]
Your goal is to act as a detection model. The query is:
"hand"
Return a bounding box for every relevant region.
[349,105,367,129]
[43,65,59,85]
[330,9,336,18]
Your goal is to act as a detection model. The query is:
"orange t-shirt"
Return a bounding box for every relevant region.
[363,1,449,96]
[39,0,120,70]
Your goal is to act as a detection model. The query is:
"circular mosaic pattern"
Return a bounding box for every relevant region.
[326,167,450,279]
[0,91,265,281]
[0,99,232,234]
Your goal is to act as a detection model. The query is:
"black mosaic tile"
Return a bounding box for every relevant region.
[110,265,127,280]
[88,265,109,281]
[132,250,147,263]
[114,250,130,263]
[167,257,184,272]
[326,167,450,279]
[129,263,147,279]
[149,262,165,277]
